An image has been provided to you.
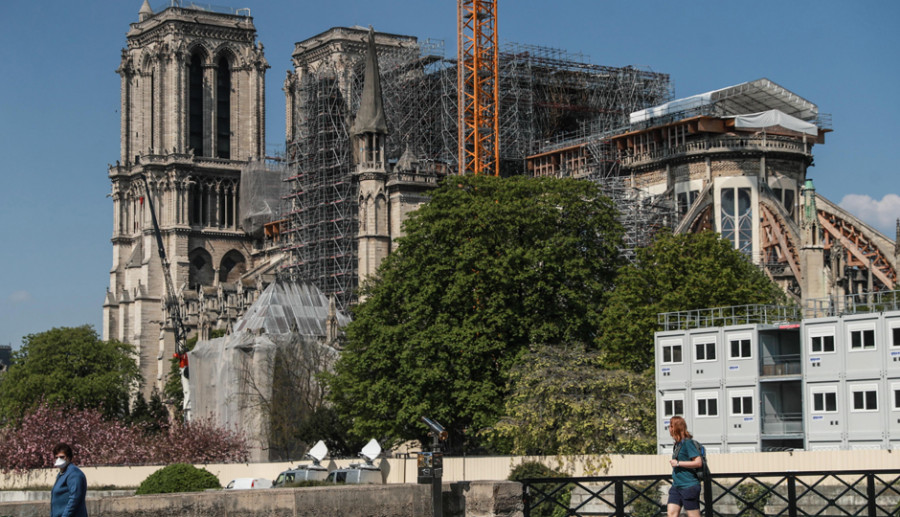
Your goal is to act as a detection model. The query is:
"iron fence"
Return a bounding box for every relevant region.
[521,469,900,516]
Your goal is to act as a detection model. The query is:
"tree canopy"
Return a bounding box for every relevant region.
[326,175,623,448]
[0,326,141,421]
[485,343,656,456]
[597,230,787,372]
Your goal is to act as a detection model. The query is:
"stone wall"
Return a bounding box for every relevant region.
[0,481,524,517]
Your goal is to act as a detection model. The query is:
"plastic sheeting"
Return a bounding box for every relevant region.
[239,158,286,238]
[233,281,350,335]
[630,78,818,124]
[187,280,348,461]
[732,109,819,136]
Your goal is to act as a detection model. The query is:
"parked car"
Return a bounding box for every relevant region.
[225,477,273,489]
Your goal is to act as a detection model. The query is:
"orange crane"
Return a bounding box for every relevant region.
[457,0,500,176]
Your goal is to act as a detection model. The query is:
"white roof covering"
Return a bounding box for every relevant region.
[232,280,350,336]
[630,78,818,124]
[732,110,819,136]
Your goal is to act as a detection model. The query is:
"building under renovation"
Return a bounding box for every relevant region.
[528,78,900,308]
[105,2,898,402]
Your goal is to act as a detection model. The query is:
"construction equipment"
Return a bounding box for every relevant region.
[457,0,500,175]
[141,174,190,418]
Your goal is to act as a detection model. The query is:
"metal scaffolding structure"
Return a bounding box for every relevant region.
[281,34,675,306]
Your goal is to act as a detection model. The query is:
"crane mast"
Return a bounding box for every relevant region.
[141,174,190,417]
[457,0,500,176]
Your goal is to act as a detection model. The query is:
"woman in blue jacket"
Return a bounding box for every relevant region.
[50,443,88,517]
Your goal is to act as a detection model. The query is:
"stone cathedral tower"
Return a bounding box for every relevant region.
[104,1,268,399]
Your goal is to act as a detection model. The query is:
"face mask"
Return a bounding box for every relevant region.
[54,458,68,469]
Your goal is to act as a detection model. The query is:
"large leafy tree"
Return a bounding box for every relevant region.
[0,326,141,421]
[485,343,656,456]
[597,230,787,372]
[327,175,623,447]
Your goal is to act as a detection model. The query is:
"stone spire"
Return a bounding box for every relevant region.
[351,28,388,136]
[138,0,153,22]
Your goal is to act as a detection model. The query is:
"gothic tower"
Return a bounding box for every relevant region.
[104,1,268,399]
[352,30,391,285]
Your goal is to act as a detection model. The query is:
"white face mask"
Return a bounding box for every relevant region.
[54,458,68,469]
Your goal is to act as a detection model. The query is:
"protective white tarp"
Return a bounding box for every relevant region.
[630,78,818,124]
[239,158,286,238]
[187,280,348,461]
[732,109,819,137]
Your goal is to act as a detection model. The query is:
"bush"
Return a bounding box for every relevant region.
[509,461,571,517]
[626,480,664,517]
[736,482,770,517]
[135,463,221,495]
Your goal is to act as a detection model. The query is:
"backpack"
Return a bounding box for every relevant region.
[673,439,710,481]
[689,439,710,481]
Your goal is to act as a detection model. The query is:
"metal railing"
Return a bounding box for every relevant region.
[760,354,802,376]
[761,412,803,435]
[522,469,900,516]
[658,304,801,331]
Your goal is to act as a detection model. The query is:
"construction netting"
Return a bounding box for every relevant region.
[239,158,286,238]
[187,280,348,461]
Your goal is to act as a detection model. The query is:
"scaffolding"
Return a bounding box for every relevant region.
[281,33,675,306]
[282,36,456,312]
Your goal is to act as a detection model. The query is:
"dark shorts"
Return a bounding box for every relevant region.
[668,484,701,510]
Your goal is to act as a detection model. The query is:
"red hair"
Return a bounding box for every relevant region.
[669,416,692,442]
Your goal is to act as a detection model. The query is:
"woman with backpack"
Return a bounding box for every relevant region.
[667,416,702,517]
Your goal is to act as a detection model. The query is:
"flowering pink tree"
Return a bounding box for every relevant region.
[0,404,248,473]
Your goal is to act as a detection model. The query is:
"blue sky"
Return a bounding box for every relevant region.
[1,0,898,347]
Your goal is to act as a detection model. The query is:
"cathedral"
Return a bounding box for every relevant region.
[105,2,897,399]
[103,3,442,399]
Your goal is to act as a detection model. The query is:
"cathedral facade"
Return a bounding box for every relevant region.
[104,2,269,398]
[105,4,439,397]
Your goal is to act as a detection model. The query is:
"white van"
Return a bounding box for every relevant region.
[324,466,381,485]
[225,478,273,489]
[324,439,383,485]
[273,440,330,487]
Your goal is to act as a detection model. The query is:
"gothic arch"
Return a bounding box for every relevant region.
[219,250,246,284]
[213,45,239,68]
[188,248,215,288]
[185,43,211,66]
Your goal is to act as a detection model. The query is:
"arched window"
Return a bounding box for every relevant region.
[721,187,753,256]
[219,250,246,284]
[216,55,231,159]
[188,248,215,288]
[189,51,205,156]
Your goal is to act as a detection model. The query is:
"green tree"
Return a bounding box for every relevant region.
[597,230,786,372]
[327,175,623,447]
[485,343,656,456]
[0,326,140,421]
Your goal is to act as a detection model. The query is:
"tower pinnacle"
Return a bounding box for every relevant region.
[351,28,388,136]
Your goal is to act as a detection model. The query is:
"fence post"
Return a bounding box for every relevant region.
[523,483,530,517]
[614,479,624,517]
[787,475,797,517]
[703,475,714,517]
[867,473,876,517]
